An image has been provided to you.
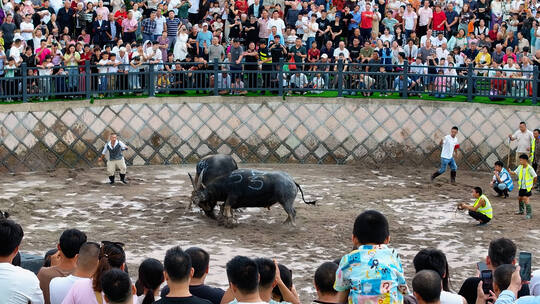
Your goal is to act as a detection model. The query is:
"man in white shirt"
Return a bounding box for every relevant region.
[20,14,35,47]
[267,10,286,36]
[431,126,459,183]
[509,121,535,166]
[49,242,99,304]
[333,41,350,59]
[0,219,44,304]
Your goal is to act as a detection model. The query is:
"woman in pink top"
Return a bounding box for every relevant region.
[61,241,137,304]
[96,1,110,21]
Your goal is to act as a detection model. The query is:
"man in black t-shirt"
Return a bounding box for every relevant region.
[155,247,213,304]
[269,35,287,92]
[161,247,225,304]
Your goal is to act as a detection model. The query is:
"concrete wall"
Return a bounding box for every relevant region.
[0,97,537,172]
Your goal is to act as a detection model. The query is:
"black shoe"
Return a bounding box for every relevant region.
[431,172,441,181]
[450,171,456,184]
[504,190,509,198]
[120,174,127,184]
[109,176,115,184]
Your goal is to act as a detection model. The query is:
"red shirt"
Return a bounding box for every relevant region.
[114,11,127,23]
[432,10,446,31]
[360,11,373,29]
[334,0,345,12]
[235,0,248,14]
[308,48,320,61]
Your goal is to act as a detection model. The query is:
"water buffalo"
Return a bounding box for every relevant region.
[191,168,316,227]
[187,154,238,209]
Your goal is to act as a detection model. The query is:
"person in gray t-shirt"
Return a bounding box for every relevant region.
[207,37,225,62]
[228,39,244,80]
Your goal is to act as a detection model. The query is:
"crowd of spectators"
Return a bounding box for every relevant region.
[0,210,539,304]
[3,0,540,99]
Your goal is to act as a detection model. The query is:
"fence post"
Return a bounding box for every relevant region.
[467,63,473,102]
[401,60,408,98]
[533,66,538,105]
[85,61,91,100]
[213,59,219,96]
[148,63,155,97]
[337,59,343,97]
[278,58,284,97]
[21,62,28,102]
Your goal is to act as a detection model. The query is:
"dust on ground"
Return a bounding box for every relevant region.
[0,164,539,299]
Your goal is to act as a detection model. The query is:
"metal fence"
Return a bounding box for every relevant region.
[2,60,539,104]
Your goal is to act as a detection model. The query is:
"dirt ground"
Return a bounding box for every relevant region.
[0,163,539,300]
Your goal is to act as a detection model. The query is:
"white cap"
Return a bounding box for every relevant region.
[321,54,328,59]
[202,22,208,26]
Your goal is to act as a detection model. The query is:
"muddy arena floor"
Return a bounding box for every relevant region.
[1,164,539,299]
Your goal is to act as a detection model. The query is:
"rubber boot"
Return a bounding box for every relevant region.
[431,172,441,181]
[109,176,115,184]
[526,204,532,219]
[120,174,127,184]
[503,189,509,198]
[450,170,456,184]
[516,201,524,215]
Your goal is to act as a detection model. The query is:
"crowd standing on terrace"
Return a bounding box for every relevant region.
[4,0,540,99]
[1,210,540,304]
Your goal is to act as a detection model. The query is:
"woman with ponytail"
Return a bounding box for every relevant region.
[136,258,164,304]
[62,241,138,304]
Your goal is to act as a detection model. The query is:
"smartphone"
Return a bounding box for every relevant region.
[519,252,532,281]
[481,270,493,295]
[477,261,488,272]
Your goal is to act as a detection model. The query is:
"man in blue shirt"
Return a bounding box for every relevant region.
[491,161,514,198]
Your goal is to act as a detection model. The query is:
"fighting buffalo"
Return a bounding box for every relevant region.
[187,154,238,209]
[190,168,316,227]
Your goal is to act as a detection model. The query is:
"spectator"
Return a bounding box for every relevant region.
[224,256,265,304]
[0,219,44,304]
[458,238,523,304]
[101,269,135,304]
[37,229,87,304]
[155,246,212,304]
[313,262,339,304]
[49,242,100,304]
[413,249,467,304]
[62,241,136,304]
[413,270,442,304]
[334,210,409,304]
[137,258,164,304]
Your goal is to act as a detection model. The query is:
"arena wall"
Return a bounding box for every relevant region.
[0,97,537,172]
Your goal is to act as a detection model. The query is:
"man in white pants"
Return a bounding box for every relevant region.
[98,133,128,184]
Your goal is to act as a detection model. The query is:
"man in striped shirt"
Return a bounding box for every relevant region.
[166,10,181,49]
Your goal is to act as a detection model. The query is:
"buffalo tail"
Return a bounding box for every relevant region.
[295,182,316,205]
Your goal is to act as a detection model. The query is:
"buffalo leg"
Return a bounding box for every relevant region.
[224,204,234,228]
[282,202,297,226]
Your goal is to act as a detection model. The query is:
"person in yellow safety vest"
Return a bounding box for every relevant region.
[531,129,540,191]
[458,186,493,226]
[510,154,538,219]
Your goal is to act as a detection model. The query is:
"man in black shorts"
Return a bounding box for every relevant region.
[510,154,537,219]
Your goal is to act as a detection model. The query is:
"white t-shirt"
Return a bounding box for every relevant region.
[512,129,534,152]
[20,21,35,41]
[188,0,199,14]
[0,263,44,304]
[440,290,465,304]
[49,275,88,304]
[441,134,459,159]
[267,18,286,35]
